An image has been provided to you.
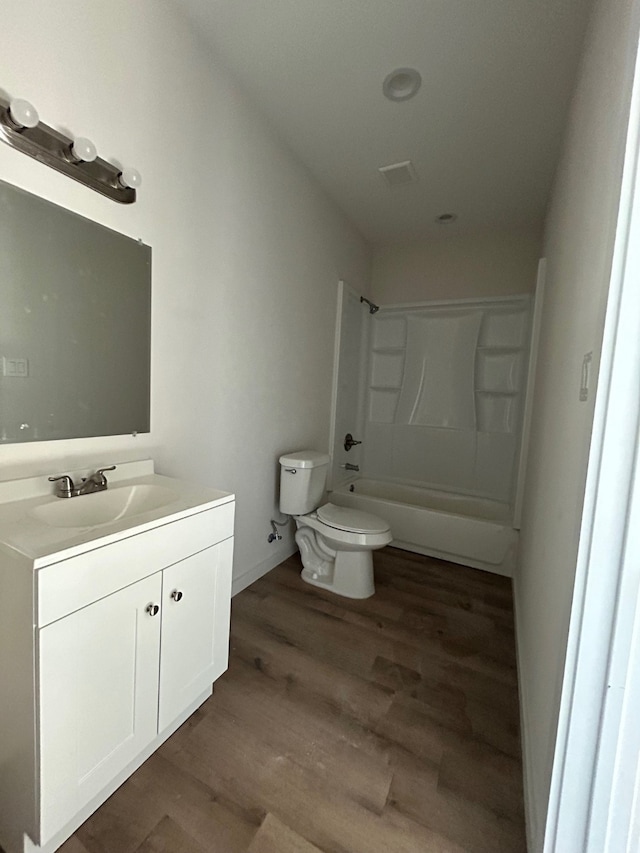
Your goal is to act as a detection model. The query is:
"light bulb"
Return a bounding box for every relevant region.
[70,137,97,163]
[8,97,39,129]
[117,166,141,190]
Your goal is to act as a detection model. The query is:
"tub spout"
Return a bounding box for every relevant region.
[341,463,360,472]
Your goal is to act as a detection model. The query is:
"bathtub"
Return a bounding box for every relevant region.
[330,478,518,577]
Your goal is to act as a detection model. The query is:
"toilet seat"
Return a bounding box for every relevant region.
[296,505,392,549]
[316,502,390,534]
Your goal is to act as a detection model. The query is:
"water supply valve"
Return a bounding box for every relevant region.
[268,516,289,543]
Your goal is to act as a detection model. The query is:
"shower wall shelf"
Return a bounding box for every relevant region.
[362,296,532,503]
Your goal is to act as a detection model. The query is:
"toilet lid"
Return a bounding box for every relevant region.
[317,503,390,534]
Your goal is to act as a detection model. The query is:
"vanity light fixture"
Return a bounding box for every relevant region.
[0,92,140,204]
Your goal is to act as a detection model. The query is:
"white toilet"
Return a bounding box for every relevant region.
[279,450,392,599]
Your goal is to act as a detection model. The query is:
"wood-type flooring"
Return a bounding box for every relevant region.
[60,547,526,853]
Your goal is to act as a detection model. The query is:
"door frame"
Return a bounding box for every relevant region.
[544,19,640,850]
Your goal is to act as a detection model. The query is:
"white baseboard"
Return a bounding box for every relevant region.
[231,546,297,597]
[513,573,540,853]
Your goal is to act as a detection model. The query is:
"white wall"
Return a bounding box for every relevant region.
[514,0,640,848]
[371,225,541,304]
[0,0,371,591]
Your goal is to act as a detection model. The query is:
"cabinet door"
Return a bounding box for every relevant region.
[38,572,162,845]
[158,537,233,731]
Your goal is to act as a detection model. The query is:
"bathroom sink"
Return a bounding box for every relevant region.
[30,483,178,528]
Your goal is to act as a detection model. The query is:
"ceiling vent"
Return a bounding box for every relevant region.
[378,160,417,188]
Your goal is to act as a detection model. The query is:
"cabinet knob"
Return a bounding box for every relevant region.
[146,603,160,616]
[171,589,183,602]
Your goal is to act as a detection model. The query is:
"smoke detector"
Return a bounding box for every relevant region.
[383,68,422,102]
[378,160,418,188]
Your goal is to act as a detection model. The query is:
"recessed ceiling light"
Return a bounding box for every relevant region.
[383,68,422,102]
[435,212,458,224]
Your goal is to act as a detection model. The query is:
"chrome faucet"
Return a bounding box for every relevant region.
[77,466,117,495]
[341,463,360,472]
[49,465,116,498]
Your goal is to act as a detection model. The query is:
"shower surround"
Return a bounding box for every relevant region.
[329,284,532,576]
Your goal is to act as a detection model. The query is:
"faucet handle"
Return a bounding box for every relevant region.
[95,465,116,477]
[91,465,116,486]
[344,433,362,452]
[48,474,75,497]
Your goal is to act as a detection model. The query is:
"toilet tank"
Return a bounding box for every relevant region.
[279,451,330,515]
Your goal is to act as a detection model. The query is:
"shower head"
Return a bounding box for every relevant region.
[360,296,380,315]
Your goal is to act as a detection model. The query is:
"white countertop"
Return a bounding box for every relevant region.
[0,460,234,567]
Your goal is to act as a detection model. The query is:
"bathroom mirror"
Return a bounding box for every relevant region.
[0,180,151,444]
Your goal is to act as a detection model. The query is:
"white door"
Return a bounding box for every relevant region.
[158,538,233,731]
[38,572,162,845]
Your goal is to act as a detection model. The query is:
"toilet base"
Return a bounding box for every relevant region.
[299,548,375,599]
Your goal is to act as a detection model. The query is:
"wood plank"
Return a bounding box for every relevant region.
[161,700,465,853]
[417,651,520,711]
[256,560,405,622]
[257,570,452,651]
[74,766,166,853]
[56,838,92,853]
[131,752,259,851]
[373,693,473,766]
[172,665,394,816]
[388,748,526,853]
[231,615,395,729]
[371,655,422,693]
[247,813,324,853]
[134,815,206,853]
[438,740,525,823]
[465,697,522,758]
[232,587,423,678]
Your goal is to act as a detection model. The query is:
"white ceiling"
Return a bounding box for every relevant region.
[173,0,593,246]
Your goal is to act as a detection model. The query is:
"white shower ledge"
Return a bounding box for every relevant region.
[0,459,233,567]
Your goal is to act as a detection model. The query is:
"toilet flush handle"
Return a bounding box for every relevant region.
[284,468,297,474]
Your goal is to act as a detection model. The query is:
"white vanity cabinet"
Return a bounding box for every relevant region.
[0,465,234,853]
[158,540,233,730]
[38,572,163,844]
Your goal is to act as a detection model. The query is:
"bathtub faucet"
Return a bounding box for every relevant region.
[344,433,362,452]
[341,463,360,472]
